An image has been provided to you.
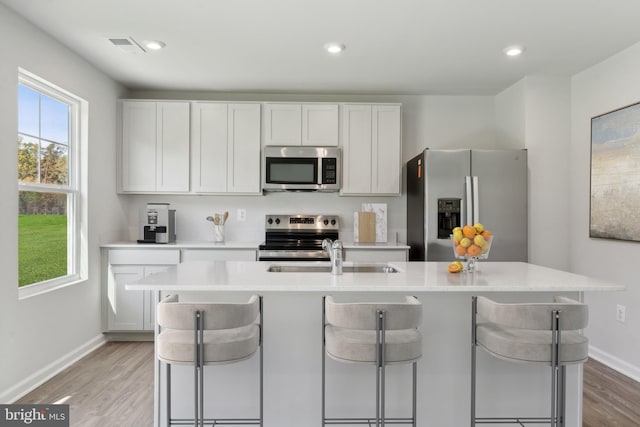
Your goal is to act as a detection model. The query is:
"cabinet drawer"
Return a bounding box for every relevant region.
[182,249,257,262]
[109,249,180,265]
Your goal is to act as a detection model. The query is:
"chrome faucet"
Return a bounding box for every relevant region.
[322,238,343,275]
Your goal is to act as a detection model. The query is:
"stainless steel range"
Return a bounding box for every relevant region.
[258,214,339,261]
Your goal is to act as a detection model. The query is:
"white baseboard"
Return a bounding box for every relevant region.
[1,334,107,403]
[589,345,640,383]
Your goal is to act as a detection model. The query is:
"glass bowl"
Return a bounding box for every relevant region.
[450,233,494,271]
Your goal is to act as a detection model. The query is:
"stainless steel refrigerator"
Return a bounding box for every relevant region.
[406,148,528,261]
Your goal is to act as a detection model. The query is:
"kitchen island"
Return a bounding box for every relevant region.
[127,261,624,427]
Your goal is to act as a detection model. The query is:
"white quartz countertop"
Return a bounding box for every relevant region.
[102,241,409,250]
[125,261,625,293]
[101,241,261,249]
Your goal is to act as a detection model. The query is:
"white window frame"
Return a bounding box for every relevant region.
[18,69,88,299]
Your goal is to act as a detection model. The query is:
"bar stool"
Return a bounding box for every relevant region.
[322,296,422,427]
[471,296,588,427]
[157,294,263,427]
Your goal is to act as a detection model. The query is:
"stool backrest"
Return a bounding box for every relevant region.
[325,296,422,330]
[476,296,588,331]
[157,294,260,330]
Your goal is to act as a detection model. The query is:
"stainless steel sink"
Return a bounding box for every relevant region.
[267,264,399,273]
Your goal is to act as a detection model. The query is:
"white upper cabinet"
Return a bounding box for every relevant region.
[340,104,401,196]
[191,102,261,194]
[120,100,190,193]
[263,103,339,146]
[263,103,302,145]
[302,104,339,146]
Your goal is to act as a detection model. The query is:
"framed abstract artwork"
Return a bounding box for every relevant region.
[590,101,640,241]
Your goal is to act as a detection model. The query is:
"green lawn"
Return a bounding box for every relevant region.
[18,214,67,287]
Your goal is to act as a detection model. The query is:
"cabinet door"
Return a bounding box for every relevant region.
[263,103,302,145]
[302,104,339,146]
[340,105,372,194]
[157,102,190,192]
[343,249,408,262]
[107,265,145,331]
[121,101,157,192]
[191,103,228,193]
[372,105,401,195]
[228,104,261,193]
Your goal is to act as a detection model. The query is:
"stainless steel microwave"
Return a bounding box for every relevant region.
[262,146,340,192]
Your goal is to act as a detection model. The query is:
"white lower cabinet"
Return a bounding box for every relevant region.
[106,249,180,332]
[343,248,408,262]
[104,247,257,333]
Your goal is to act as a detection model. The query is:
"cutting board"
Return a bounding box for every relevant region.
[357,211,376,243]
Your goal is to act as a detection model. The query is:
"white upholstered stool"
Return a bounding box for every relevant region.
[471,296,588,427]
[322,296,422,427]
[157,294,263,427]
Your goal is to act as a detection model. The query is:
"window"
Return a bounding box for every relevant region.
[17,70,86,296]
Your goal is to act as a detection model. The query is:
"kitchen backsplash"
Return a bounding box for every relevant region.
[122,192,405,243]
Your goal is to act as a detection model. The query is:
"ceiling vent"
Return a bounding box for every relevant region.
[108,37,145,53]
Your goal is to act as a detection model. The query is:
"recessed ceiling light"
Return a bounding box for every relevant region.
[144,40,166,51]
[324,43,345,54]
[504,46,524,57]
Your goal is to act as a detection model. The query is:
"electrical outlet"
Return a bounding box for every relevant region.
[616,304,626,323]
[237,208,246,222]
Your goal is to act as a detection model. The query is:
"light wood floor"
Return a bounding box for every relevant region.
[16,342,640,426]
[17,342,155,427]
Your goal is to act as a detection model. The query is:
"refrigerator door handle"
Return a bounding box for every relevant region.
[465,176,473,225]
[472,176,480,224]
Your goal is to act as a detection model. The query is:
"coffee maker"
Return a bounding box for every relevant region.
[137,203,176,244]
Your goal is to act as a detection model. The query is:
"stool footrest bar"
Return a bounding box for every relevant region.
[475,417,557,424]
[324,417,416,425]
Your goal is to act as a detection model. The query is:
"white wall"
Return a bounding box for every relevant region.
[571,41,640,381]
[523,76,572,269]
[0,4,127,402]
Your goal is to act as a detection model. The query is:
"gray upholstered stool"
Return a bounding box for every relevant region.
[157,294,263,427]
[322,296,422,427]
[471,296,588,427]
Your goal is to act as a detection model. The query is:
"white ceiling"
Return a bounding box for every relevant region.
[3,0,640,95]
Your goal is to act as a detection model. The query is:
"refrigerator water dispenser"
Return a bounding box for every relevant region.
[437,198,461,239]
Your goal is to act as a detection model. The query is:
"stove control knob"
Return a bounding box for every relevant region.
[267,218,273,225]
[275,218,280,225]
[324,219,329,226]
[331,219,336,226]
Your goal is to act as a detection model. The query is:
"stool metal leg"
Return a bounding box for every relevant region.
[194,311,200,427]
[199,311,204,427]
[559,365,566,427]
[380,310,386,427]
[166,363,171,427]
[412,362,417,427]
[375,310,380,427]
[259,296,264,427]
[551,310,560,427]
[322,296,326,427]
[471,296,477,427]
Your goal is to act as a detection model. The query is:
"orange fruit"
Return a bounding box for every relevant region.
[448,261,463,273]
[467,244,482,257]
[455,245,467,256]
[481,230,492,241]
[463,225,477,238]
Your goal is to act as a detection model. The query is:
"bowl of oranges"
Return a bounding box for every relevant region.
[450,223,493,271]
